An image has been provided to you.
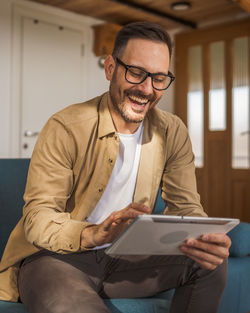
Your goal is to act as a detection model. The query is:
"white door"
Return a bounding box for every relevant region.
[20,17,86,157]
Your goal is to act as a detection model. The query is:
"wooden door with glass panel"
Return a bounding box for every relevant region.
[175,19,250,222]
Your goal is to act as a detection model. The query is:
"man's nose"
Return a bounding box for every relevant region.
[138,76,153,94]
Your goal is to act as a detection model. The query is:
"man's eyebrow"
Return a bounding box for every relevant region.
[130,64,168,76]
[153,71,169,76]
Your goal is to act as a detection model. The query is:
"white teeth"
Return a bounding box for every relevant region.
[129,95,148,104]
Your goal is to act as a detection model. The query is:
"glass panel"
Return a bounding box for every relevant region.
[187,46,204,168]
[209,41,226,131]
[232,37,249,169]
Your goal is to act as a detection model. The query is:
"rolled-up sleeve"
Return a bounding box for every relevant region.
[23,116,92,254]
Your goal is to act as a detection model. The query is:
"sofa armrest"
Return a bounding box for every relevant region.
[228,222,250,257]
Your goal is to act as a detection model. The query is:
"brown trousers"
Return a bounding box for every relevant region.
[18,249,227,313]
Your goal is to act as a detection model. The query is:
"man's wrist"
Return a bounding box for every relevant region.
[80,225,97,249]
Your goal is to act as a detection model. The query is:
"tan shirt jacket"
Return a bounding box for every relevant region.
[0,92,206,301]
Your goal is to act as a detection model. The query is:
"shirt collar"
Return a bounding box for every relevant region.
[98,92,116,139]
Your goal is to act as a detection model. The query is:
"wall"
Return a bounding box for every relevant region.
[0,1,12,157]
[0,0,176,158]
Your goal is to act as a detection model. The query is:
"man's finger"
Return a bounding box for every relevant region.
[183,253,219,270]
[128,203,150,213]
[102,214,115,231]
[200,233,231,248]
[180,244,225,266]
[112,208,145,223]
[100,203,150,235]
[185,238,230,259]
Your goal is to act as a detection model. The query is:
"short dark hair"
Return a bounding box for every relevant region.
[112,22,172,58]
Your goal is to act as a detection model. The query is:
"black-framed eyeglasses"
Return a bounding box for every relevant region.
[115,57,175,91]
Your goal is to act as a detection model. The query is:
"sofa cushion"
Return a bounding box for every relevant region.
[0,301,28,313]
[218,256,250,313]
[0,297,172,313]
[228,222,250,257]
[0,159,30,257]
[104,297,171,313]
[153,189,166,214]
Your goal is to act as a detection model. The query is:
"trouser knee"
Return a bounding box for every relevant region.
[214,259,228,290]
[199,258,228,293]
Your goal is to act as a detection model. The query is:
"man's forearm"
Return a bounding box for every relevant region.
[23,207,90,253]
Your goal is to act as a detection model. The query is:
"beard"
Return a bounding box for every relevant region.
[109,71,158,124]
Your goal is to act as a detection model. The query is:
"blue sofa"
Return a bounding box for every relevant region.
[0,159,250,313]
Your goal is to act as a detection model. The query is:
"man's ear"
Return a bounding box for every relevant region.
[104,55,116,81]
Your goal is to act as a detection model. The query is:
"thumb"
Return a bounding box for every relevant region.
[101,214,115,231]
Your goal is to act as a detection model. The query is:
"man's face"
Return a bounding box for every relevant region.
[105,39,170,125]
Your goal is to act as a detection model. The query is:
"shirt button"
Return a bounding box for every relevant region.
[98,188,103,193]
[108,158,113,164]
[69,244,73,249]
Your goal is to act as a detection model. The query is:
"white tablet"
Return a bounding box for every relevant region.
[105,215,240,256]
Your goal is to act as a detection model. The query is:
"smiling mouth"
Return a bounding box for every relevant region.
[128,95,149,106]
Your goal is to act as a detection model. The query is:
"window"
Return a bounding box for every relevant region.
[209,41,226,131]
[187,46,204,168]
[232,37,249,169]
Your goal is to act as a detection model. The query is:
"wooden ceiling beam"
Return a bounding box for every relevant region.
[109,0,197,29]
[232,0,250,13]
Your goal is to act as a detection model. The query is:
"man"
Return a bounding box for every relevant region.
[0,22,231,313]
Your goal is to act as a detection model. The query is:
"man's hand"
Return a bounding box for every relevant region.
[81,203,150,249]
[180,233,231,270]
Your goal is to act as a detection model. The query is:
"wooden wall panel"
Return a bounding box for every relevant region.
[232,181,250,222]
[175,19,250,222]
[207,138,229,217]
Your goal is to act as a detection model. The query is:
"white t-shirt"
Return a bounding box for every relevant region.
[86,123,143,248]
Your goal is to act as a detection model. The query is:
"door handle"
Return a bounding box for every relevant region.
[24,130,40,137]
[240,130,250,136]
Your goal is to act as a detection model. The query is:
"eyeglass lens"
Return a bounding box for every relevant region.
[126,67,172,90]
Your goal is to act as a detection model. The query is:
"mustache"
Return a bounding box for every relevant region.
[124,89,156,102]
